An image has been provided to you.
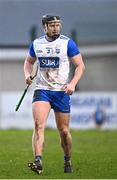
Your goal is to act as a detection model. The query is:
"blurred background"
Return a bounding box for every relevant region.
[0,0,117,130]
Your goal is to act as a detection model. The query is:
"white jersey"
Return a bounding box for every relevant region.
[29,35,80,91]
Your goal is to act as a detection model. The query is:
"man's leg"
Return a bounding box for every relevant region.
[29,101,51,174]
[55,112,73,173]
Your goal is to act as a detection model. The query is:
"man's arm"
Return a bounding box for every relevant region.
[63,53,85,95]
[24,55,36,85]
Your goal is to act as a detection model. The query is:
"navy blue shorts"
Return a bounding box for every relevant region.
[32,89,70,113]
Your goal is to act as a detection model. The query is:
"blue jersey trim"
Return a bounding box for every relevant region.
[67,39,80,57]
[60,35,69,40]
[29,42,36,57]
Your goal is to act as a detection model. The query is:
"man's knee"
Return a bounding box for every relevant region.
[35,120,44,132]
[60,129,69,138]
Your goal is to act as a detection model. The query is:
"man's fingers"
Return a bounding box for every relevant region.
[30,76,33,80]
[66,90,73,95]
[62,85,73,95]
[26,76,33,85]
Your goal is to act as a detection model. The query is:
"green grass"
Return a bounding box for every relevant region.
[0,129,117,179]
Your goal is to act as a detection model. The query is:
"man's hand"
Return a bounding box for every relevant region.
[63,83,75,95]
[25,76,33,85]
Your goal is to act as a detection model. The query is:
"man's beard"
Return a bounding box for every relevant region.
[46,33,60,41]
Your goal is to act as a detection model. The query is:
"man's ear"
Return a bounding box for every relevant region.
[43,24,48,33]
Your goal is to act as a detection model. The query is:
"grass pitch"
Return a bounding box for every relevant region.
[0,129,117,179]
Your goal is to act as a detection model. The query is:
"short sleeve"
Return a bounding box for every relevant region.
[29,42,36,57]
[67,39,80,57]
